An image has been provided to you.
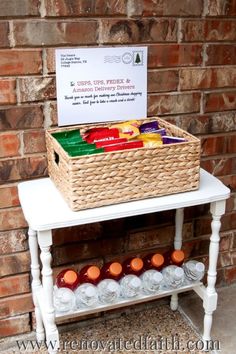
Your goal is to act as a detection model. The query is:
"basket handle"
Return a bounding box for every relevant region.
[54,151,60,165]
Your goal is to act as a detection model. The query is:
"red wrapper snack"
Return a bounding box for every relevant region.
[85,128,120,143]
[95,138,127,148]
[104,140,143,152]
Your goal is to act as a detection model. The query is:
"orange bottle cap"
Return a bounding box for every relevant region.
[130,257,143,272]
[171,250,185,263]
[151,254,164,267]
[87,266,100,280]
[64,270,78,285]
[109,262,122,276]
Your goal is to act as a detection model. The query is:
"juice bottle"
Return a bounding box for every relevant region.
[56,269,80,291]
[79,265,101,285]
[100,261,123,281]
[143,253,164,271]
[164,249,185,267]
[122,257,144,276]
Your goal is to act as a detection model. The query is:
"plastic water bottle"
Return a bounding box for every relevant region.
[162,265,185,289]
[53,286,76,313]
[120,274,142,298]
[74,283,98,307]
[97,279,121,303]
[183,260,205,282]
[140,269,163,293]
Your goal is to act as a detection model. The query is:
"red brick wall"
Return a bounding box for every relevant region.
[0,0,236,338]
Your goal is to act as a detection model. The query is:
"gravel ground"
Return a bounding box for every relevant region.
[1,303,203,354]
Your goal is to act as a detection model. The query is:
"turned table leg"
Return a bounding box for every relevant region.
[28,228,45,342]
[170,208,184,311]
[202,200,226,349]
[38,230,59,354]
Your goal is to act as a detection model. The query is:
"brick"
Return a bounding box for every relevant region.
[148,70,178,92]
[0,156,47,183]
[207,0,236,16]
[201,135,226,157]
[148,93,200,115]
[179,67,236,90]
[220,232,233,251]
[13,20,98,46]
[0,132,20,158]
[129,0,203,16]
[0,0,39,17]
[173,112,236,135]
[226,134,236,153]
[100,19,177,43]
[205,91,236,112]
[0,105,44,130]
[181,20,236,42]
[0,22,9,47]
[183,238,210,258]
[0,313,30,337]
[44,0,127,16]
[201,157,235,176]
[0,293,33,319]
[218,175,236,192]
[206,45,236,65]
[52,236,125,266]
[221,212,236,232]
[0,208,27,231]
[148,44,202,68]
[0,229,28,254]
[226,194,235,212]
[0,49,42,76]
[128,223,192,251]
[53,223,103,246]
[18,77,56,103]
[219,252,232,267]
[0,274,30,298]
[0,186,19,208]
[23,130,46,154]
[225,266,236,284]
[45,48,55,74]
[49,101,58,126]
[0,79,16,105]
[0,251,30,277]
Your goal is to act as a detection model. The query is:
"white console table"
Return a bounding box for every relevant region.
[18,169,230,353]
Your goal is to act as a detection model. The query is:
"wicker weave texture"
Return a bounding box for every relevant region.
[46,118,200,211]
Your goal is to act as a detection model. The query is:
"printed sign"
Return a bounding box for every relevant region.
[55,46,147,126]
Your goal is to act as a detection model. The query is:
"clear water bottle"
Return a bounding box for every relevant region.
[120,274,142,298]
[183,260,205,282]
[53,286,76,313]
[140,269,163,294]
[97,279,121,303]
[74,283,98,307]
[162,265,185,289]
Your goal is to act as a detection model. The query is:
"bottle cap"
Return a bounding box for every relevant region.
[153,272,163,283]
[87,266,100,280]
[171,250,185,263]
[109,262,122,276]
[107,281,119,292]
[174,267,184,279]
[130,276,142,288]
[85,285,96,297]
[196,262,205,273]
[64,270,78,285]
[151,254,164,267]
[130,257,144,272]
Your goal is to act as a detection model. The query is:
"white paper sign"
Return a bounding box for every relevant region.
[55,46,147,126]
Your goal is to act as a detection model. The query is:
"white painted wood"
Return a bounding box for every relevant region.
[28,228,45,341]
[18,169,230,354]
[202,200,226,345]
[174,208,184,250]
[18,169,230,232]
[38,230,59,352]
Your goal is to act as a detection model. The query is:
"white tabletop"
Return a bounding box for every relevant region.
[18,169,230,231]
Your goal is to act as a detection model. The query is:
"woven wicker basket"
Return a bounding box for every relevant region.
[46,117,200,211]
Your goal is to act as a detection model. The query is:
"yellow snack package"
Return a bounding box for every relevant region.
[111,120,140,140]
[136,133,163,148]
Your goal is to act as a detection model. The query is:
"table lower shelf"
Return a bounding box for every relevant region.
[35,282,204,323]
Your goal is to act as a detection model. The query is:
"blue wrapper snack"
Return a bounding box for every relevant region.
[139,121,159,133]
[162,136,187,144]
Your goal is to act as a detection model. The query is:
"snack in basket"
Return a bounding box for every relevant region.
[95,138,127,148]
[162,136,187,144]
[85,128,120,143]
[136,133,163,148]
[139,121,159,133]
[104,140,143,152]
[111,120,140,139]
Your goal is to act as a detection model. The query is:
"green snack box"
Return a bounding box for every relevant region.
[67,147,104,157]
[52,130,83,143]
